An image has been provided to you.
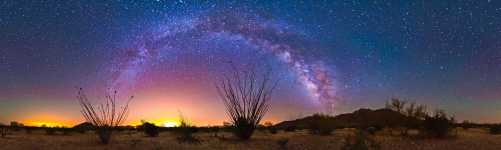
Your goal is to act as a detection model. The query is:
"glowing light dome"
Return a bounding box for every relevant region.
[162,122,178,127]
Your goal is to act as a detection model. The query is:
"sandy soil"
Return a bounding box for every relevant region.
[1,128,501,150]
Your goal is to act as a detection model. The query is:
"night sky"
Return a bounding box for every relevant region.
[1,0,501,126]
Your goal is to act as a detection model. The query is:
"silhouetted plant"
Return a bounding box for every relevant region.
[175,115,200,144]
[0,124,8,138]
[73,122,93,134]
[421,110,451,138]
[61,127,72,135]
[45,127,56,135]
[25,127,33,134]
[284,125,297,132]
[77,88,133,144]
[264,122,278,134]
[387,99,429,136]
[269,126,278,134]
[365,126,379,135]
[461,120,474,130]
[10,121,23,131]
[216,64,278,140]
[209,126,220,137]
[341,130,381,150]
[386,98,407,113]
[490,124,501,135]
[277,138,289,150]
[308,114,335,135]
[140,121,159,137]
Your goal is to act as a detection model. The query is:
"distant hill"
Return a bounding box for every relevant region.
[276,108,412,129]
[72,122,94,129]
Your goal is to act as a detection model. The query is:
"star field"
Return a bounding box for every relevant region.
[1,0,501,125]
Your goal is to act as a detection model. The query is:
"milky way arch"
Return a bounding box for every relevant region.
[106,10,338,111]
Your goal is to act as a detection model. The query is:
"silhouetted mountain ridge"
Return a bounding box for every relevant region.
[276,108,410,129]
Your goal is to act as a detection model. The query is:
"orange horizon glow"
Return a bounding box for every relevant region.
[15,117,279,127]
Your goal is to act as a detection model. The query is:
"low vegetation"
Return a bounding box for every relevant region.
[489,124,501,135]
[0,124,7,138]
[174,116,200,144]
[308,114,336,135]
[216,64,278,140]
[341,130,381,150]
[140,121,159,137]
[76,88,133,144]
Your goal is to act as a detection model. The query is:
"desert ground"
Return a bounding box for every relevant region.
[1,128,501,150]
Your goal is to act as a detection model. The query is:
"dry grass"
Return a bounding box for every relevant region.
[1,128,501,150]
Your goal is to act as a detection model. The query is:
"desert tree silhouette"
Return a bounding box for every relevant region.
[175,113,200,144]
[77,88,133,144]
[385,98,407,113]
[0,123,7,138]
[140,121,159,137]
[216,63,278,140]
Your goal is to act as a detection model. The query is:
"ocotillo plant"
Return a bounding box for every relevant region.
[77,88,133,144]
[216,64,278,140]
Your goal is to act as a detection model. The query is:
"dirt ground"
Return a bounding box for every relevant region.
[1,128,501,150]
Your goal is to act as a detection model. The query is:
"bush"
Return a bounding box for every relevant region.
[209,126,220,137]
[232,117,256,139]
[96,126,113,144]
[490,124,501,134]
[277,138,289,150]
[45,127,56,135]
[75,128,87,134]
[141,122,159,137]
[308,114,335,135]
[175,117,200,144]
[421,110,451,138]
[284,125,297,132]
[341,130,381,150]
[61,127,72,135]
[10,121,23,131]
[268,126,278,134]
[25,127,33,134]
[461,120,474,130]
[0,125,8,138]
[365,126,379,135]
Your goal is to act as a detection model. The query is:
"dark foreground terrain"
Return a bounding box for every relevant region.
[1,128,501,150]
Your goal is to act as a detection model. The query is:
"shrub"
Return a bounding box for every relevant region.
[141,122,159,137]
[77,88,133,144]
[175,116,200,144]
[277,138,289,150]
[490,124,501,134]
[45,127,56,135]
[25,127,32,134]
[308,114,335,135]
[216,64,277,140]
[263,122,278,134]
[341,130,381,150]
[284,125,297,132]
[421,110,451,138]
[209,126,220,137]
[365,126,379,135]
[61,127,72,135]
[461,120,474,130]
[10,121,23,132]
[268,126,278,134]
[75,128,87,134]
[96,126,113,143]
[0,125,8,138]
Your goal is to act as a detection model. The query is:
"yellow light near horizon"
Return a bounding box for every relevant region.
[29,121,66,127]
[130,118,180,127]
[162,122,178,127]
